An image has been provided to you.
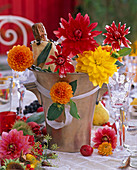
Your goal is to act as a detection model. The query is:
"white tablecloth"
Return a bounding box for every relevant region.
[8,89,136,169]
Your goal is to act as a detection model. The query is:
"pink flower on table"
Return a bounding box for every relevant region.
[103,21,131,50]
[54,13,102,57]
[0,129,31,160]
[46,45,75,78]
[92,126,117,149]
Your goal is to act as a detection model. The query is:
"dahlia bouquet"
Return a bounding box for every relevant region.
[7,13,131,121]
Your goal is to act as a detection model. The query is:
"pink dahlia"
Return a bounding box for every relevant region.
[54,13,102,56]
[92,126,117,149]
[103,21,131,50]
[0,129,31,160]
[46,45,75,78]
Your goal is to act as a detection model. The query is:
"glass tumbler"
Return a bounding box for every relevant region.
[0,78,13,112]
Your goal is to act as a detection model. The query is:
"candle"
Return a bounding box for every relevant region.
[0,111,16,134]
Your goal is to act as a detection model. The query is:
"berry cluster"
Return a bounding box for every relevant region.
[16,116,27,122]
[31,141,43,158]
[16,100,42,115]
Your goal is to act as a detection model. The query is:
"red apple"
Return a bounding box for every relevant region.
[80,145,93,156]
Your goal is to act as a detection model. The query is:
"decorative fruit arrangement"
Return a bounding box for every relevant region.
[16,100,42,115]
[93,101,109,126]
[80,145,93,156]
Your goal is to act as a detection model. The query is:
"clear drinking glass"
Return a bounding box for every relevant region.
[126,56,137,96]
[108,72,135,150]
[0,78,13,112]
[123,103,137,168]
[12,69,29,117]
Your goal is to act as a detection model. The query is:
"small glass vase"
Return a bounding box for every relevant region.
[12,69,29,117]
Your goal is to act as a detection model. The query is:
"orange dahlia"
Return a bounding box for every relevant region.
[50,82,73,104]
[98,142,113,156]
[7,45,34,71]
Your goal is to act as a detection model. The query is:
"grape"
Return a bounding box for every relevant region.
[16,100,42,115]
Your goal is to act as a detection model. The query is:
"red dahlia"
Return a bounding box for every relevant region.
[46,45,74,78]
[92,126,117,149]
[103,21,131,50]
[54,13,102,56]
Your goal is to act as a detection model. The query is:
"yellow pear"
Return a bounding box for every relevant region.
[130,98,137,105]
[93,102,109,126]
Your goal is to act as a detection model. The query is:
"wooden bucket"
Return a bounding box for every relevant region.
[26,71,100,152]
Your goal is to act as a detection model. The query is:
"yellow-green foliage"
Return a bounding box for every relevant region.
[12,120,34,136]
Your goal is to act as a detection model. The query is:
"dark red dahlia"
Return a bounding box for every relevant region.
[46,45,75,78]
[54,13,102,56]
[27,122,41,136]
[103,21,131,50]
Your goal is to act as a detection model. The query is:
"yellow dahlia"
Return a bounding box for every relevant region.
[76,46,117,87]
[7,45,34,71]
[98,142,113,156]
[50,82,73,104]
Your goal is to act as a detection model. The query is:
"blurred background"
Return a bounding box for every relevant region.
[1,0,137,69]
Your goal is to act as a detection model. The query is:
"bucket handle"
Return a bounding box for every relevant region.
[35,80,100,129]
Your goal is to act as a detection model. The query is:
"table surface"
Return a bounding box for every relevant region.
[9,89,135,170]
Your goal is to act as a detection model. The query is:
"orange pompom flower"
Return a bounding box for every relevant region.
[98,142,113,156]
[50,82,73,104]
[7,45,34,71]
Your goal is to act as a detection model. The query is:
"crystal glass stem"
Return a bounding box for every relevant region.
[17,84,25,117]
[12,69,29,117]
[113,107,123,150]
[108,72,135,150]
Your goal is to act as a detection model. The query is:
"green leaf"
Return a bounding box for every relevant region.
[69,80,77,95]
[26,111,45,124]
[37,42,52,66]
[47,103,64,120]
[118,48,132,56]
[115,60,124,67]
[55,69,59,73]
[111,52,120,59]
[69,99,80,119]
[43,66,52,72]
